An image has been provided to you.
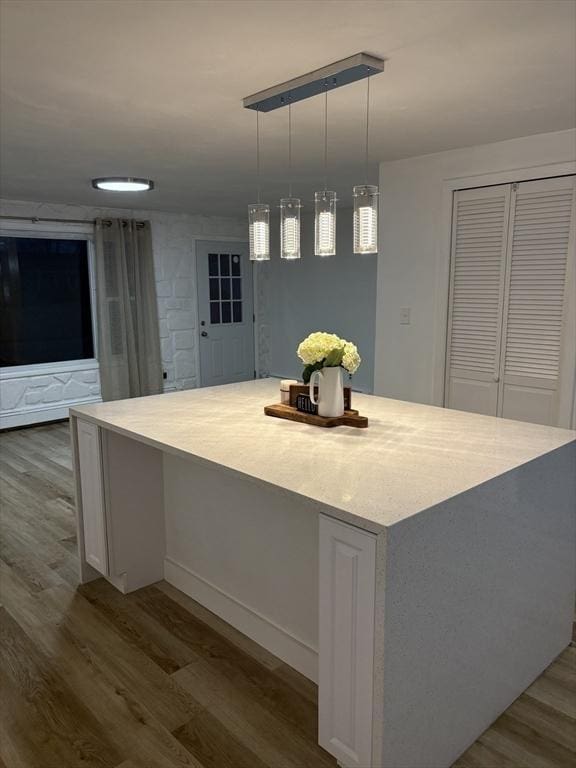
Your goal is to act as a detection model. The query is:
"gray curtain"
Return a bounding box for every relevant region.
[94,218,163,401]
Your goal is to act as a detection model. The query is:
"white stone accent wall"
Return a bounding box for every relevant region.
[0,362,101,429]
[0,198,246,427]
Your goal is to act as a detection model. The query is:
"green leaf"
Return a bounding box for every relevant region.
[302,361,323,383]
[324,347,344,367]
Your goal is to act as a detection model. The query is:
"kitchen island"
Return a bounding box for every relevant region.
[70,378,576,768]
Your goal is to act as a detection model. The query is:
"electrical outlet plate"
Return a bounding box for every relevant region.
[400,307,411,325]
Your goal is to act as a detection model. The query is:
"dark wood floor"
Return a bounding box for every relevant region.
[0,422,574,768]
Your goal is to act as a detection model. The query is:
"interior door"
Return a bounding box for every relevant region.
[196,241,255,387]
[445,185,511,416]
[498,176,575,426]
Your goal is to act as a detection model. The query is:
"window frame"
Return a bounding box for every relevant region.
[0,220,99,376]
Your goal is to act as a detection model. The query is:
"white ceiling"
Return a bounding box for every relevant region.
[1,0,575,217]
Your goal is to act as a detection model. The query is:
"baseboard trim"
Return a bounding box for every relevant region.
[0,396,102,430]
[164,556,318,682]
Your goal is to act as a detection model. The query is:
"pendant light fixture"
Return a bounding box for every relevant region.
[315,84,337,257]
[248,109,270,261]
[353,75,379,255]
[280,102,301,260]
[243,54,385,260]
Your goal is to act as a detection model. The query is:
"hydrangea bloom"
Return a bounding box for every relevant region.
[297,332,344,365]
[297,332,361,375]
[342,341,361,374]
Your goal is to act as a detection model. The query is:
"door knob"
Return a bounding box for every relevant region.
[201,331,208,337]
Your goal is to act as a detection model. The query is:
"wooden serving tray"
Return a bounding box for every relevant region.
[264,403,368,428]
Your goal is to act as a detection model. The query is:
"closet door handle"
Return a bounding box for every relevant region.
[493,375,500,383]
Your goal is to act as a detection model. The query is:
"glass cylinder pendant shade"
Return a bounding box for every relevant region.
[314,190,337,257]
[248,203,270,261]
[280,198,301,260]
[353,185,378,254]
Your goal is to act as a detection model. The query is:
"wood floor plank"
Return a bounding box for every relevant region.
[273,660,319,706]
[0,606,122,768]
[40,584,199,732]
[0,528,64,593]
[133,585,319,742]
[479,722,572,768]
[489,711,576,767]
[80,578,198,673]
[525,669,576,720]
[174,660,336,768]
[452,739,521,768]
[155,580,283,672]
[505,691,576,753]
[173,708,269,768]
[0,563,202,768]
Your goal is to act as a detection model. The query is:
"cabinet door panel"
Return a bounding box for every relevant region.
[319,514,376,767]
[77,420,108,575]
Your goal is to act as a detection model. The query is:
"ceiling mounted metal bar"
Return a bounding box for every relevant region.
[243,52,384,113]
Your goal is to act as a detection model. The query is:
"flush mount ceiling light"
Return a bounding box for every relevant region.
[92,177,154,192]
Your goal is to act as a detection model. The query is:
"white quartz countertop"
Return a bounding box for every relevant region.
[71,379,575,531]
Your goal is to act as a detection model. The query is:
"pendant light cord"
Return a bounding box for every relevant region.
[256,108,261,203]
[365,75,371,185]
[323,83,328,191]
[288,102,292,198]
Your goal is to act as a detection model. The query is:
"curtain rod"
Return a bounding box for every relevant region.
[0,215,147,227]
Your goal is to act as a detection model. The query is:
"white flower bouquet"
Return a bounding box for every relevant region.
[297,331,361,384]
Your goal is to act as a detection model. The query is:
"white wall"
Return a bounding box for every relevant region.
[375,128,576,406]
[257,210,377,393]
[0,198,245,427]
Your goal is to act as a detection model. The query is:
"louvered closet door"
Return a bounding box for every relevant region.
[445,185,511,415]
[499,176,575,426]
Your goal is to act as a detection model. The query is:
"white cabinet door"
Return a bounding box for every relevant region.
[499,176,576,426]
[319,514,377,768]
[445,185,511,416]
[77,419,108,575]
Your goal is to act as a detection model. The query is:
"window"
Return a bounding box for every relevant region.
[208,252,243,325]
[0,235,95,367]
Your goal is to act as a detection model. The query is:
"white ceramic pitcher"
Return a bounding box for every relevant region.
[309,366,344,418]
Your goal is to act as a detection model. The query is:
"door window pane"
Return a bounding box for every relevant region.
[221,301,232,324]
[210,302,220,324]
[232,278,242,300]
[209,278,219,301]
[231,254,241,276]
[0,236,94,366]
[232,302,242,323]
[220,278,231,300]
[220,253,230,276]
[208,253,219,276]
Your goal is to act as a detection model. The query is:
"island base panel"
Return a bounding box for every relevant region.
[163,453,320,682]
[73,419,165,593]
[377,442,576,768]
